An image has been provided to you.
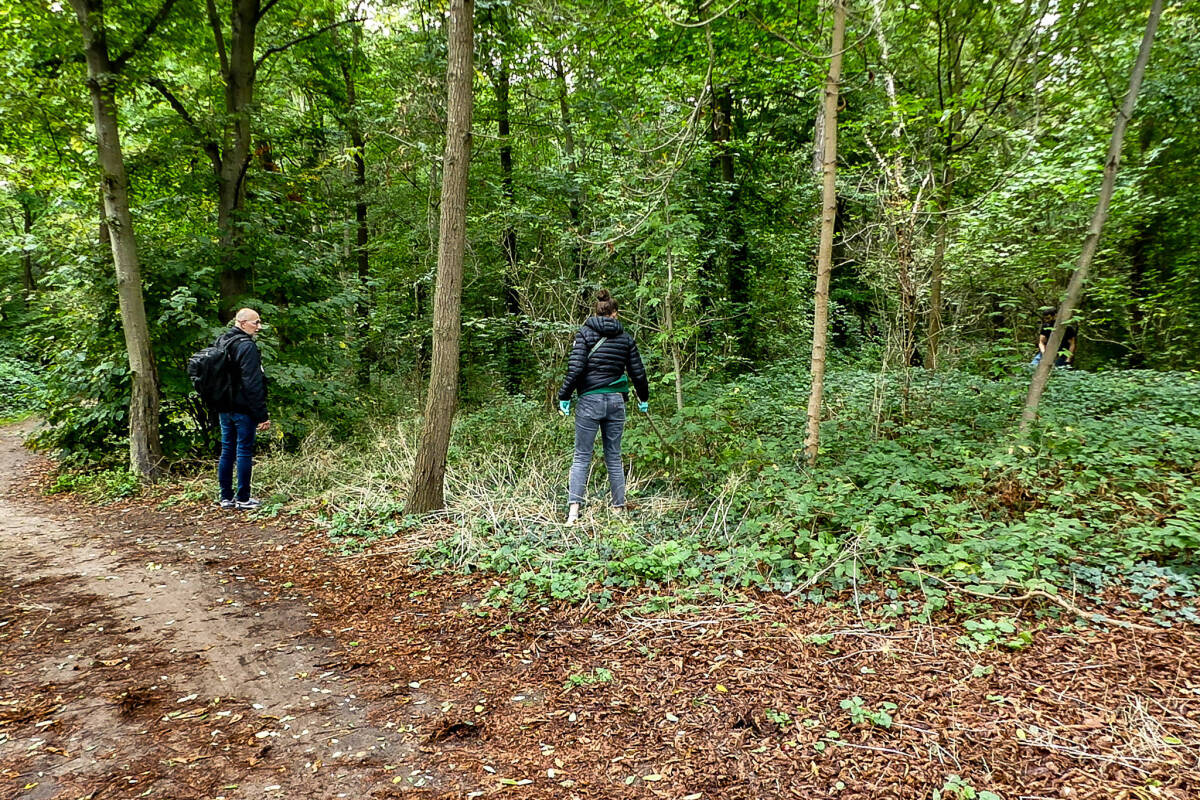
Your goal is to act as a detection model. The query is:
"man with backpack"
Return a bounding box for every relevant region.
[209,308,270,510]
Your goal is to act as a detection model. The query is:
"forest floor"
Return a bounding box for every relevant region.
[1,422,1199,800]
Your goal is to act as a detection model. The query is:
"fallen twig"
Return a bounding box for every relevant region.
[904,567,1164,634]
[835,741,914,758]
[1019,738,1153,774]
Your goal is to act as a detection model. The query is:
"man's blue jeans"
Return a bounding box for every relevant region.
[218,412,256,502]
[568,393,626,508]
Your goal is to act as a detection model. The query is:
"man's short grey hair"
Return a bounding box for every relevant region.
[234,308,259,323]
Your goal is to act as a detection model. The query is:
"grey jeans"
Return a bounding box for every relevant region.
[568,393,626,507]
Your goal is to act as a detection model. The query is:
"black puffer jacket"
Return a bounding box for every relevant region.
[557,316,649,401]
[213,328,269,423]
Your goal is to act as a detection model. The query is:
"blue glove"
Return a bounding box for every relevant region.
[559,400,571,416]
[638,401,649,414]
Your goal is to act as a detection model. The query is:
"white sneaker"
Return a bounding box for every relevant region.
[235,497,262,510]
[219,499,236,509]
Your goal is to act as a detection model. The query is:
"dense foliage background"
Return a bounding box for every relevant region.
[2,0,1197,604]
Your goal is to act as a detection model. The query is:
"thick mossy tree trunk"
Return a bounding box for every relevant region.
[406,0,474,514]
[1021,0,1163,431]
[804,0,846,466]
[69,0,164,480]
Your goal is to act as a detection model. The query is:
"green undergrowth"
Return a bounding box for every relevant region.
[0,353,40,423]
[256,366,1200,624]
[45,467,142,501]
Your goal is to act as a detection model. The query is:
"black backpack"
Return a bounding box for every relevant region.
[187,339,235,409]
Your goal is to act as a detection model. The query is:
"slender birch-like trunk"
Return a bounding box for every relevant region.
[663,205,685,411]
[804,0,847,465]
[1021,0,1163,431]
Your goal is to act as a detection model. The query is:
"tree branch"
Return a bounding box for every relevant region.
[257,0,283,22]
[904,567,1167,635]
[112,0,181,71]
[253,18,364,71]
[146,77,223,171]
[38,108,69,167]
[205,0,229,76]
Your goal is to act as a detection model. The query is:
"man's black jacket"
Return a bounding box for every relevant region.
[213,328,269,423]
[557,316,649,401]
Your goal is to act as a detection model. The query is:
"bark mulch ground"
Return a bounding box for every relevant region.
[259,534,1200,799]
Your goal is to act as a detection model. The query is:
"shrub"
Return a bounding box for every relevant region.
[0,355,39,420]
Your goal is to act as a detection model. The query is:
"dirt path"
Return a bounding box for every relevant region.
[0,423,447,800]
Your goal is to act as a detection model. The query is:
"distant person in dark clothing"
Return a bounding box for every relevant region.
[557,290,650,525]
[215,308,271,510]
[1032,307,1076,368]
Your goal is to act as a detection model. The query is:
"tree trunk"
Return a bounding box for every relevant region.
[491,7,524,392]
[97,185,111,252]
[926,73,961,370]
[1020,0,1162,431]
[150,0,270,318]
[804,0,846,466]
[925,4,970,369]
[18,196,36,300]
[406,0,474,514]
[338,22,373,384]
[69,0,164,480]
[215,0,261,315]
[497,67,516,278]
[663,205,685,411]
[712,84,751,362]
[552,53,585,290]
[1125,217,1155,366]
[896,220,920,368]
[812,99,825,178]
[351,125,372,380]
[868,0,921,373]
[925,2,966,370]
[924,169,953,369]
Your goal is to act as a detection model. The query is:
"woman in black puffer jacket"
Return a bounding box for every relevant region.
[557,290,650,524]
